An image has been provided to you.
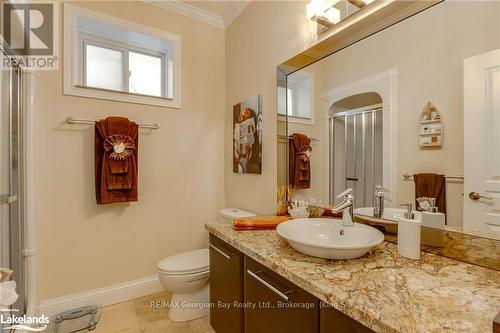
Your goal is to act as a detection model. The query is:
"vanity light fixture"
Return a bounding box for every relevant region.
[306,0,341,30]
[307,0,376,33]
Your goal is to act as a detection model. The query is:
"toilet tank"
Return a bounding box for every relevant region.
[219,208,256,222]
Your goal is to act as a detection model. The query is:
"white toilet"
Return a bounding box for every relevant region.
[158,248,209,322]
[158,208,255,322]
[219,207,256,221]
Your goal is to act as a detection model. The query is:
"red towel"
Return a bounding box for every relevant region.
[95,117,138,204]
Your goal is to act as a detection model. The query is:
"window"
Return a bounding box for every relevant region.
[85,44,124,91]
[82,41,165,97]
[277,72,314,124]
[64,4,181,108]
[129,51,163,97]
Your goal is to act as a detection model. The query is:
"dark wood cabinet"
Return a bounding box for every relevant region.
[209,235,244,333]
[209,236,374,333]
[244,257,319,333]
[320,303,374,333]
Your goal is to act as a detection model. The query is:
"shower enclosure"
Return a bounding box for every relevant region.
[329,94,383,208]
[0,43,25,316]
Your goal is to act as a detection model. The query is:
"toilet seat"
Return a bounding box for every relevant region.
[159,267,209,275]
[158,248,209,275]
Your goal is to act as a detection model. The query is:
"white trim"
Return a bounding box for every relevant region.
[63,3,181,108]
[146,0,224,28]
[23,70,38,317]
[145,0,251,29]
[321,69,398,206]
[38,275,163,317]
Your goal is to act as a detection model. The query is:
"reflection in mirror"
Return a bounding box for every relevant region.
[277,0,500,243]
[278,72,314,122]
[330,93,383,208]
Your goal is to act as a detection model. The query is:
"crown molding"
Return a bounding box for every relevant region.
[145,1,251,29]
[146,0,225,29]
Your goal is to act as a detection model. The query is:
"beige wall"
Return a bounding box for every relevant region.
[225,1,317,215]
[227,1,500,226]
[37,1,225,300]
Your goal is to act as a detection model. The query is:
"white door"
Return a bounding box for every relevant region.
[463,48,500,232]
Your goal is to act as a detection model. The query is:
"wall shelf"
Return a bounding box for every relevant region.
[419,102,442,148]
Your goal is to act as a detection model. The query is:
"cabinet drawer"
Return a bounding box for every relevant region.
[244,257,319,333]
[209,235,244,333]
[320,303,374,333]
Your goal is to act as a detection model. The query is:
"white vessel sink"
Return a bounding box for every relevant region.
[353,207,422,233]
[276,218,384,259]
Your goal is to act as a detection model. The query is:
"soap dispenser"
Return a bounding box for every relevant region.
[420,198,445,247]
[420,198,445,228]
[397,203,421,260]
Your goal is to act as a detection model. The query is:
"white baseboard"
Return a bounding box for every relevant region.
[38,275,163,317]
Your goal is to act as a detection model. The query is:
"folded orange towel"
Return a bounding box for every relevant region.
[233,216,289,230]
[233,226,278,231]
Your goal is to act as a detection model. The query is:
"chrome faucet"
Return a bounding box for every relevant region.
[373,185,384,218]
[331,188,354,227]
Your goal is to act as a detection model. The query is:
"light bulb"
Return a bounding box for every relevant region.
[306,0,323,20]
[324,7,341,24]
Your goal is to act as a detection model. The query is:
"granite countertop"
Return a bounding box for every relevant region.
[206,222,500,333]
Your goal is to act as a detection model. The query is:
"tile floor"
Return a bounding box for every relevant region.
[92,292,215,333]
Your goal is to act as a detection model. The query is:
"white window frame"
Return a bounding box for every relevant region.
[64,4,181,108]
[277,72,315,125]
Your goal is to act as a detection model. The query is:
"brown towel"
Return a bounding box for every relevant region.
[289,133,312,189]
[95,117,138,204]
[413,173,446,216]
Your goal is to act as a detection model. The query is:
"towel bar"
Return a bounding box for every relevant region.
[277,134,320,142]
[66,116,159,130]
[402,172,464,182]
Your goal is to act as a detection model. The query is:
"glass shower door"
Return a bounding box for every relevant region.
[0,46,25,317]
[330,108,383,208]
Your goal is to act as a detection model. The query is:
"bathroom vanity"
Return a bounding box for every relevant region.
[206,222,500,333]
[209,233,371,333]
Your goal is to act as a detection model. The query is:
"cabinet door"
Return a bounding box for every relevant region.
[209,235,244,333]
[245,257,319,333]
[320,304,374,333]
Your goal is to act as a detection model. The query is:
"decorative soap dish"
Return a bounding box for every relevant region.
[288,200,310,219]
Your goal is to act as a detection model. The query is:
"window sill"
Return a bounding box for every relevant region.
[64,84,180,108]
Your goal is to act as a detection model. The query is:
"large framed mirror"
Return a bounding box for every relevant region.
[277,0,500,269]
